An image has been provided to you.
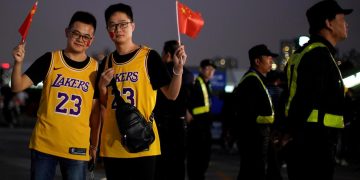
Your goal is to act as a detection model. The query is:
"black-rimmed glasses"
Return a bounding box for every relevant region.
[107,22,132,31]
[69,30,93,42]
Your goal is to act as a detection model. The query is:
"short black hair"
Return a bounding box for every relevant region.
[163,40,179,57]
[68,11,97,32]
[105,3,133,27]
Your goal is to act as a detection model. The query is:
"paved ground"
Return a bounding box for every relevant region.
[1,115,360,180]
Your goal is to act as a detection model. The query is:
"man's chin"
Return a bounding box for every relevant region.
[71,47,86,54]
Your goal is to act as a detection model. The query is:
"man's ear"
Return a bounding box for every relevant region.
[65,28,69,38]
[168,52,175,60]
[255,58,261,66]
[325,19,333,31]
[161,52,170,63]
[131,22,135,32]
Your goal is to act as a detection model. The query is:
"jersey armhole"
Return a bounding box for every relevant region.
[144,48,151,81]
[43,52,55,85]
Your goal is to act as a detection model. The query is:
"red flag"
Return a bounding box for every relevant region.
[177,1,204,38]
[18,1,38,42]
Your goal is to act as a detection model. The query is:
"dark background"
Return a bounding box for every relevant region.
[0,0,359,70]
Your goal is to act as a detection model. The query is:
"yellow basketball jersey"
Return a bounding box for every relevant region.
[29,50,98,161]
[100,46,160,158]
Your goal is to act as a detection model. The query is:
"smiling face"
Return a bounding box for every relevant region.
[107,11,135,45]
[65,21,94,54]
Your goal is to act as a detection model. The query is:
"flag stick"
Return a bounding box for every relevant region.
[176,1,181,45]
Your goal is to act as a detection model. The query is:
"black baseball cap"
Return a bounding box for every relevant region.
[248,44,278,61]
[200,59,217,69]
[306,0,352,33]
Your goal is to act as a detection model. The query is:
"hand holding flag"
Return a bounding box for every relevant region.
[176,1,204,39]
[18,1,38,43]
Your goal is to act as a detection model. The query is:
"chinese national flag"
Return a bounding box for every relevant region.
[18,1,38,42]
[177,1,204,38]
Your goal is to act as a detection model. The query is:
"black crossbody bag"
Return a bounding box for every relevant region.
[108,58,155,153]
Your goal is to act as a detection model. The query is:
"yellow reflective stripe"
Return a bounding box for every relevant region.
[324,114,344,128]
[242,72,274,113]
[307,109,344,128]
[241,72,274,124]
[256,115,274,124]
[192,77,210,115]
[285,43,327,117]
[307,109,319,123]
[193,106,210,115]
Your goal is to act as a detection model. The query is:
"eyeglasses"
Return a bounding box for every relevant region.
[107,22,132,31]
[69,30,93,42]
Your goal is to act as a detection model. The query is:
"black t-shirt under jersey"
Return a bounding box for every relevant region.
[96,48,171,91]
[25,51,91,85]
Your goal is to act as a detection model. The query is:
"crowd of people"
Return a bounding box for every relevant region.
[0,84,29,128]
[227,1,355,180]
[3,0,357,180]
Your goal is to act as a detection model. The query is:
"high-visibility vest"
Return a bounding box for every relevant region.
[285,42,344,128]
[192,77,210,115]
[240,72,274,124]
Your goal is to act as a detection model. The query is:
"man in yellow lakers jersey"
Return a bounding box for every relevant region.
[11,11,100,180]
[97,3,187,180]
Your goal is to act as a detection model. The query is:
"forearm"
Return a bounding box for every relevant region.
[11,61,24,92]
[160,44,187,100]
[161,71,182,100]
[98,85,108,107]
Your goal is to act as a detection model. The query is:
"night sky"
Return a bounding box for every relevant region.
[0,0,359,71]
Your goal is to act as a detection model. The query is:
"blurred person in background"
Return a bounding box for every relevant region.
[187,59,216,180]
[154,40,194,180]
[232,44,280,180]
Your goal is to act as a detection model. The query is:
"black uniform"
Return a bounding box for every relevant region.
[285,35,345,180]
[154,62,194,180]
[233,69,275,180]
[187,75,213,180]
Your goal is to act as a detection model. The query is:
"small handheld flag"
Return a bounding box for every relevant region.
[176,1,204,40]
[18,1,38,43]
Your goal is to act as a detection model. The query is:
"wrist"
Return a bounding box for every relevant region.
[90,144,97,151]
[99,85,107,95]
[14,61,23,65]
[173,67,183,76]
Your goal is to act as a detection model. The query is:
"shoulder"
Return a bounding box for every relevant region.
[30,52,53,67]
[302,45,332,65]
[141,45,151,51]
[240,73,263,89]
[302,42,330,58]
[242,72,260,82]
[89,57,99,67]
[148,49,161,59]
[41,52,53,61]
[147,50,163,68]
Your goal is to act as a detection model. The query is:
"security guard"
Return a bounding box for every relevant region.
[284,1,353,180]
[233,44,278,180]
[187,59,216,180]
